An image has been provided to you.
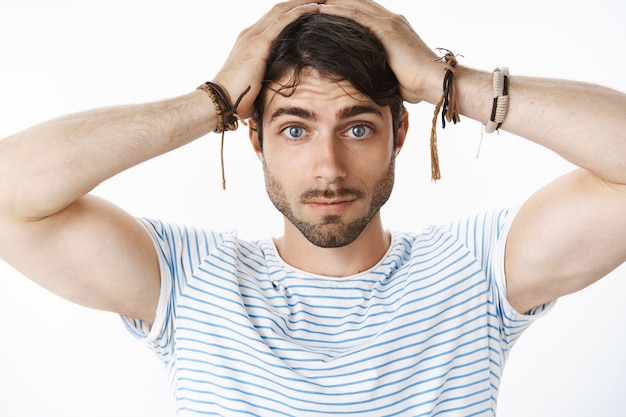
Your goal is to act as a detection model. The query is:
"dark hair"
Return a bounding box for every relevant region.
[252,13,405,147]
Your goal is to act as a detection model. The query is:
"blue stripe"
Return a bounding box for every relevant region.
[120,209,548,416]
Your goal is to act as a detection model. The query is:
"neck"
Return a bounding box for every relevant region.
[274,214,391,277]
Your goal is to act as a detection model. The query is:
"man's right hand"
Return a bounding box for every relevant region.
[0,1,326,325]
[213,1,325,120]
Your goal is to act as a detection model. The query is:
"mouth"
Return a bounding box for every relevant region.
[300,189,363,214]
[306,199,354,213]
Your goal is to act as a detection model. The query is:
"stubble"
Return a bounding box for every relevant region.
[264,158,395,248]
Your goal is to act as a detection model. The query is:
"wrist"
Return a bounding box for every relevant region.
[196,82,250,134]
[422,61,494,123]
[451,66,493,124]
[190,89,221,135]
[419,59,450,105]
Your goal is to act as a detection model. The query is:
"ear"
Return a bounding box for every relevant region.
[394,110,409,156]
[248,119,264,161]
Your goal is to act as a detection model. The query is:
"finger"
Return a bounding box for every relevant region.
[258,3,323,41]
[322,0,392,18]
[318,2,437,104]
[246,1,326,37]
[318,4,389,41]
[319,3,417,44]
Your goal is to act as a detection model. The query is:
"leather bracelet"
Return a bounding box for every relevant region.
[197,82,251,189]
[430,49,461,181]
[197,82,250,133]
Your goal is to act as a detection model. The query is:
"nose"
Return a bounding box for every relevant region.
[312,134,347,184]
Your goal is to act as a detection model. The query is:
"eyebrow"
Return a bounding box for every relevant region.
[268,104,384,123]
[268,107,316,123]
[336,105,384,121]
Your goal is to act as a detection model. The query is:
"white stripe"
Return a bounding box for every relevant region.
[121,208,553,416]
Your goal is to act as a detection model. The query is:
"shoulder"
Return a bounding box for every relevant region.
[392,207,516,252]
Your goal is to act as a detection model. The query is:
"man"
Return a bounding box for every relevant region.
[0,1,624,416]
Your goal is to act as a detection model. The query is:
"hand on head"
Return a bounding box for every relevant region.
[213,1,327,120]
[319,0,440,104]
[213,0,440,124]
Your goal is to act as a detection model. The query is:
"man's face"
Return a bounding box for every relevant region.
[251,68,405,248]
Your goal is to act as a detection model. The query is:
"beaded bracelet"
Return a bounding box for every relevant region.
[484,67,509,133]
[197,82,250,133]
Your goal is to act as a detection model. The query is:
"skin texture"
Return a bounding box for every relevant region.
[0,0,328,324]
[320,1,626,313]
[0,0,624,328]
[249,68,407,275]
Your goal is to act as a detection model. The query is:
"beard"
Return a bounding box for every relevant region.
[264,158,395,248]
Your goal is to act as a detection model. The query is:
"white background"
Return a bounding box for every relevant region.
[1,1,625,416]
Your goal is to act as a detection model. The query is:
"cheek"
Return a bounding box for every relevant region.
[263,151,293,183]
[259,135,287,164]
[353,148,394,178]
[262,155,298,197]
[262,139,310,179]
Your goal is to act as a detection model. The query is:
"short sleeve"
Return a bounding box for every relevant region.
[445,208,555,349]
[489,207,555,343]
[120,218,219,362]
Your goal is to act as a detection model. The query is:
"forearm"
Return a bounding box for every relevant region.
[0,89,215,221]
[438,66,626,184]
[502,75,625,184]
[319,1,626,183]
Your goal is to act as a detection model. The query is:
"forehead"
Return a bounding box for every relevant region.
[262,68,386,122]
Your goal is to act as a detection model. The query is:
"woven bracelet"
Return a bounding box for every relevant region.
[197,82,251,189]
[430,49,461,181]
[197,82,250,133]
[484,67,509,133]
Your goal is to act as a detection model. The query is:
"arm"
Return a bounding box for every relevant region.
[321,1,626,312]
[0,94,212,323]
[435,69,626,312]
[0,0,324,324]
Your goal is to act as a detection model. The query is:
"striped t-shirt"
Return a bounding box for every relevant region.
[123,208,551,416]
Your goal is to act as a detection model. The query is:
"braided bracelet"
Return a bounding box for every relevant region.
[197,82,250,133]
[197,82,251,189]
[484,67,509,133]
[430,49,461,181]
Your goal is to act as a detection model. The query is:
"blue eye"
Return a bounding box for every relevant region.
[284,125,304,139]
[347,124,371,139]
